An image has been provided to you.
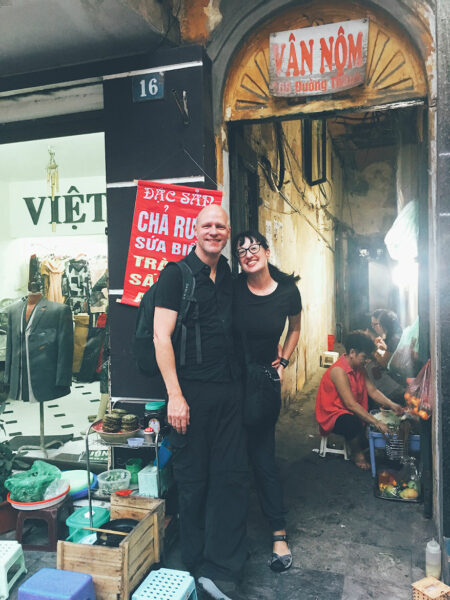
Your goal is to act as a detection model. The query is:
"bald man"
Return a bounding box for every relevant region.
[154,204,248,599]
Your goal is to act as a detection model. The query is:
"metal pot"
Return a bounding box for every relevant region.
[94,518,138,547]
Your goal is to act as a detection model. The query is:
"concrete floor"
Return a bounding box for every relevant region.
[1,370,434,599]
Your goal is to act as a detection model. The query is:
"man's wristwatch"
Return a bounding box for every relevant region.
[279,357,289,368]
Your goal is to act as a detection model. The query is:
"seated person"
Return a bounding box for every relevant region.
[371,309,402,368]
[353,311,405,406]
[315,330,403,470]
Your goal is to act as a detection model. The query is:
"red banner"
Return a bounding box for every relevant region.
[121,180,223,306]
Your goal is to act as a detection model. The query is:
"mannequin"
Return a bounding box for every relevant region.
[5,281,74,454]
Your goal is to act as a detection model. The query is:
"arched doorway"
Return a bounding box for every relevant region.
[218,0,431,393]
[222,2,428,122]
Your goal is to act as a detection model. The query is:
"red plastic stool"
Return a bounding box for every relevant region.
[15,497,73,552]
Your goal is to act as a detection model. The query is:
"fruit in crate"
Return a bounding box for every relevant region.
[404,393,431,420]
[383,484,398,498]
[399,487,418,499]
[408,480,420,491]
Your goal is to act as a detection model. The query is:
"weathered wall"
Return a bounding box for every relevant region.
[243,120,343,399]
[436,0,450,554]
[342,160,397,236]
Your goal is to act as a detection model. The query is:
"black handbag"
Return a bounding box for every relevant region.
[242,332,281,426]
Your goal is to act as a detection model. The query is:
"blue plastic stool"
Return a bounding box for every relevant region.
[18,568,96,600]
[132,568,197,600]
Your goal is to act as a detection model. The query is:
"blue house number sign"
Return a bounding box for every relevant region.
[132,72,164,102]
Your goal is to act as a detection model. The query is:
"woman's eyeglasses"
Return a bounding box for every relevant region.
[236,243,262,258]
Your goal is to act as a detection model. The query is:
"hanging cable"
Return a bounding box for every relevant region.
[259,122,285,191]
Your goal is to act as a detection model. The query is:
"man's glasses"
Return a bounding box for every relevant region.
[236,243,262,258]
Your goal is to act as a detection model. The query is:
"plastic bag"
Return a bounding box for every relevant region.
[384,201,418,261]
[404,359,432,420]
[43,478,69,500]
[5,460,61,502]
[388,317,420,383]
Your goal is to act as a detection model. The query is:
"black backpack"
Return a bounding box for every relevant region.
[133,260,202,376]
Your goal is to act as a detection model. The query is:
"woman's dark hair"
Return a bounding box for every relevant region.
[344,330,376,355]
[232,229,300,284]
[378,310,402,337]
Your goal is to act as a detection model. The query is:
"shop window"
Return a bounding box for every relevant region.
[0,132,108,462]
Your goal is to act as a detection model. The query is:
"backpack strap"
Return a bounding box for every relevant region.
[175,260,202,367]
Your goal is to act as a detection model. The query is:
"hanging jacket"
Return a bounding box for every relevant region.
[5,297,73,402]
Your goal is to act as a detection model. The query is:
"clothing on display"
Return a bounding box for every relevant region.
[24,253,109,382]
[28,254,43,293]
[5,296,74,402]
[28,253,107,315]
[41,257,66,304]
[72,314,90,374]
[76,314,107,383]
[66,258,91,314]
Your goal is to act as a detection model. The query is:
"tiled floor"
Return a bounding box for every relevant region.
[2,381,101,438]
[2,381,107,462]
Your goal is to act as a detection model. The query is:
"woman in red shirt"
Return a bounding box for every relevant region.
[316,331,403,469]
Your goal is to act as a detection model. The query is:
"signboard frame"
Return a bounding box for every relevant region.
[269,18,369,98]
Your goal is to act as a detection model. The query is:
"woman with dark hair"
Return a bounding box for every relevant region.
[233,230,302,574]
[371,309,403,367]
[315,331,403,469]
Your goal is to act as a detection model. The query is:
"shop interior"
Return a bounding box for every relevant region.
[0,132,109,466]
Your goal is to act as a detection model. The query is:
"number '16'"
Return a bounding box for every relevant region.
[140,78,158,98]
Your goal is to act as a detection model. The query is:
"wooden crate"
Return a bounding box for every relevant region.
[413,577,450,600]
[57,496,165,600]
[110,495,165,557]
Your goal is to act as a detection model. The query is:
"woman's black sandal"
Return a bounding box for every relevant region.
[269,534,293,573]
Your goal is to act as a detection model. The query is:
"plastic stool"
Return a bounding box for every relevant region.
[18,568,95,600]
[319,434,350,460]
[15,496,73,552]
[0,541,27,599]
[132,568,197,600]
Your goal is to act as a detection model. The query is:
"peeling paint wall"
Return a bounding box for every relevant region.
[178,0,222,44]
[129,0,177,40]
[242,120,343,401]
[342,160,397,236]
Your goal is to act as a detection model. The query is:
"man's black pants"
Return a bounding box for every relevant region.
[169,379,249,583]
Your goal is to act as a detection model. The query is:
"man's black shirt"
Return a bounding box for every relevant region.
[154,249,237,382]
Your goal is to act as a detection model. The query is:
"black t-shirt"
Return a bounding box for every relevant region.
[154,249,236,382]
[233,274,302,365]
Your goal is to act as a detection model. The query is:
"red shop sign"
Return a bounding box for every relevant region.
[121,180,223,306]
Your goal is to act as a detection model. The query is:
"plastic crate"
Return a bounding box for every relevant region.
[368,429,420,477]
[66,506,110,543]
[412,577,450,599]
[369,430,420,450]
[138,464,173,498]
